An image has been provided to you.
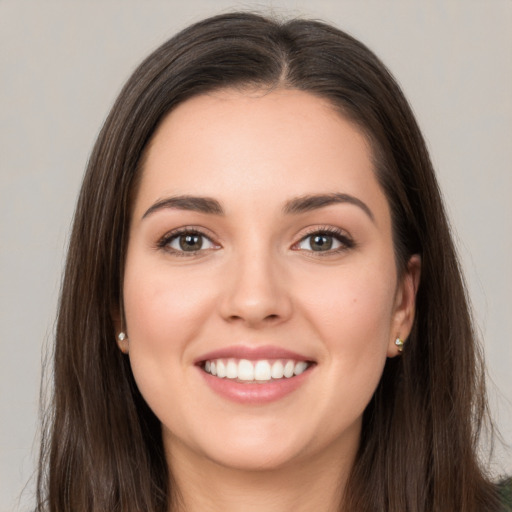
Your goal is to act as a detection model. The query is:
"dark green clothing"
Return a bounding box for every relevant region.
[499,478,512,511]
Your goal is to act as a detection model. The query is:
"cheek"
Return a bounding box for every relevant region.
[123,255,218,346]
[299,258,397,343]
[121,255,219,402]
[296,259,396,409]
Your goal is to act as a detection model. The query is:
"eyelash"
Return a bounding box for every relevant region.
[293,226,355,256]
[157,227,218,257]
[156,225,355,257]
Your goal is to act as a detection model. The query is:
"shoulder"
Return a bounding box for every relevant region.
[498,478,512,511]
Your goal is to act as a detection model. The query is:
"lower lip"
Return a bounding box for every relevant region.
[198,366,313,404]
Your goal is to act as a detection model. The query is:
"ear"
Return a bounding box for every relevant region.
[112,306,129,354]
[387,254,421,357]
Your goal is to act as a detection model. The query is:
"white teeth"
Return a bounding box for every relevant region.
[254,360,271,381]
[226,359,238,379]
[203,358,311,381]
[238,359,255,381]
[271,361,284,379]
[283,360,295,378]
[294,361,308,376]
[216,360,226,378]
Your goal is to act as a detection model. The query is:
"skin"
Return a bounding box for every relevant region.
[117,88,420,512]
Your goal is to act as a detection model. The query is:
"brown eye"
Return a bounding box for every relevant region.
[295,229,354,253]
[298,233,339,252]
[309,234,333,251]
[162,230,217,253]
[178,233,203,251]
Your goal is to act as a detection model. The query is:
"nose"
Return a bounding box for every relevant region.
[218,247,293,328]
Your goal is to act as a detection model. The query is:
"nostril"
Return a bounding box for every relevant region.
[226,312,281,325]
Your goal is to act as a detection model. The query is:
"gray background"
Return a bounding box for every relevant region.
[1,1,511,510]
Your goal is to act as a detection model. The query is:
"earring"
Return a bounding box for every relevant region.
[117,332,129,354]
[395,337,405,353]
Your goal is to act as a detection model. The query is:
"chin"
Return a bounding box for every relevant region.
[165,417,314,473]
[203,439,305,472]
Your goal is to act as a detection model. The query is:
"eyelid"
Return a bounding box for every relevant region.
[292,225,355,253]
[156,226,221,255]
[155,224,354,256]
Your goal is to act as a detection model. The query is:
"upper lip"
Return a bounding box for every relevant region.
[194,345,315,364]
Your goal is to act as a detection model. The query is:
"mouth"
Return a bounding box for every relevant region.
[195,346,316,403]
[200,358,314,383]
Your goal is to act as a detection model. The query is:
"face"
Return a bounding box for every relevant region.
[120,89,418,474]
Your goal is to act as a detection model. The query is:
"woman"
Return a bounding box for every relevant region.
[36,12,510,512]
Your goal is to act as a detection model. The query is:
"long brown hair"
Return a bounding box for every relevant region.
[37,12,501,511]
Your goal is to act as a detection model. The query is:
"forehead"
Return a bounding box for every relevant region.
[134,88,389,225]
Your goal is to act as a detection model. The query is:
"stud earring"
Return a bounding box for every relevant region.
[117,332,129,354]
[395,337,405,353]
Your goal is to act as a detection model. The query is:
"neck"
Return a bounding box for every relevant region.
[166,435,358,512]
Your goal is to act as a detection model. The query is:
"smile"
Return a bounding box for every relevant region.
[196,346,316,403]
[202,358,312,382]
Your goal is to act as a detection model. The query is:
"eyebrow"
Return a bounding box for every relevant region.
[141,192,374,222]
[283,193,375,222]
[142,195,224,219]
